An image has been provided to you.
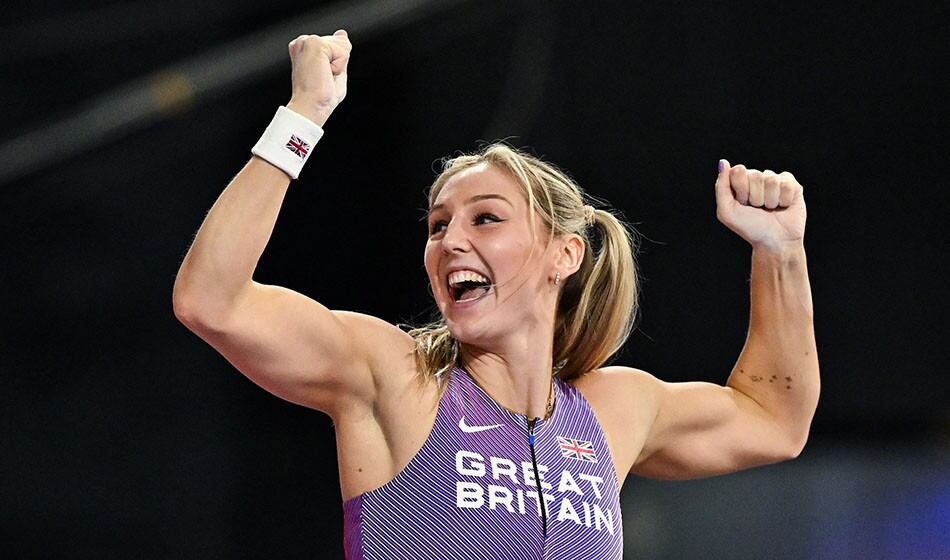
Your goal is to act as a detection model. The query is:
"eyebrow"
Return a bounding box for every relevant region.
[428,193,514,215]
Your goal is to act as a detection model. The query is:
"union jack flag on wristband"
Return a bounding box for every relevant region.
[285,135,310,159]
[557,436,598,462]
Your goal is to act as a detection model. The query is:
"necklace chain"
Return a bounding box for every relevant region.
[526,377,556,421]
[465,369,556,421]
[543,378,556,420]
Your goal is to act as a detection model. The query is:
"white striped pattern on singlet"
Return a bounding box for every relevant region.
[343,365,623,559]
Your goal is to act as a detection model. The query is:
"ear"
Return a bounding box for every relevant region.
[553,233,585,279]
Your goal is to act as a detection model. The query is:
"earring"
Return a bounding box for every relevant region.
[554,271,561,286]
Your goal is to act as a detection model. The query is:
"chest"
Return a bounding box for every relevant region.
[348,403,624,560]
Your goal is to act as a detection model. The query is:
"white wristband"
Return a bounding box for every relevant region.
[251,106,324,180]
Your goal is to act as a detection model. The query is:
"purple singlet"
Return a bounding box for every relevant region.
[342,365,623,559]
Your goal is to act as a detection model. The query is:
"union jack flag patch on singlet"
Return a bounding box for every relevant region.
[557,436,597,462]
[285,135,310,159]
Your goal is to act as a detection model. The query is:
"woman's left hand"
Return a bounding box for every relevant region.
[714,160,807,252]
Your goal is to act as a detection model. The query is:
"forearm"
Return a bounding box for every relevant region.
[173,157,292,321]
[727,243,820,450]
[174,29,350,324]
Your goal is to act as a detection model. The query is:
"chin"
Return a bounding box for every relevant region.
[440,296,537,347]
[444,317,479,343]
[444,315,496,347]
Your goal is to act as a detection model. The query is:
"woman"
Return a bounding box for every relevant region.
[173,30,819,559]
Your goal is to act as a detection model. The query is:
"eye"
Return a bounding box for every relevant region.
[474,213,501,225]
[428,213,502,237]
[428,219,447,236]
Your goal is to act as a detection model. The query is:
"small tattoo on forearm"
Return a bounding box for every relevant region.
[749,375,762,382]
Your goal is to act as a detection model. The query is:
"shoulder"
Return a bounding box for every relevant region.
[571,365,662,405]
[569,366,664,478]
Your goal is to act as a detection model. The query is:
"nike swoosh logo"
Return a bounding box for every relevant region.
[459,417,503,433]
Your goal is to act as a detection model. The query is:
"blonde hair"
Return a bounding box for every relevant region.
[409,143,640,383]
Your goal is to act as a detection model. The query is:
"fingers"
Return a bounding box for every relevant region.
[762,170,780,209]
[747,170,766,207]
[288,31,352,68]
[330,50,349,75]
[326,32,351,76]
[326,30,352,60]
[778,171,797,206]
[288,34,309,57]
[730,164,750,205]
[715,159,733,208]
[728,165,801,209]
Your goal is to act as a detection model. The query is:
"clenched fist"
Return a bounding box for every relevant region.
[715,160,807,253]
[285,30,352,127]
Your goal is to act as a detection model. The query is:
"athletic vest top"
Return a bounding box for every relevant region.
[342,365,623,559]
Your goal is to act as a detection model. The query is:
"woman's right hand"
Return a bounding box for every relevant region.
[285,30,352,127]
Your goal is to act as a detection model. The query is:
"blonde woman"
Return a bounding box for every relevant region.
[173,30,819,559]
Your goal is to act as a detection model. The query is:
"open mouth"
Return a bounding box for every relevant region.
[447,270,493,303]
[451,280,493,303]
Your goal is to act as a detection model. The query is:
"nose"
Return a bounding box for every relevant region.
[441,219,471,254]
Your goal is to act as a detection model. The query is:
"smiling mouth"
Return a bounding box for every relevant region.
[450,280,493,303]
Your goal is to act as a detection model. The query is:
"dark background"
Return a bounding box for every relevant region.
[2,1,947,558]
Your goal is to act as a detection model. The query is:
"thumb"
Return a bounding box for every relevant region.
[715,159,734,209]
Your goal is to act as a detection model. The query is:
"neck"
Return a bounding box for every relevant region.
[459,324,556,420]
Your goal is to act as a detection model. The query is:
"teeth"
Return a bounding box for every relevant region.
[448,270,490,287]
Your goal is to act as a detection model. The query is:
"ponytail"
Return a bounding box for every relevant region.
[552,208,639,381]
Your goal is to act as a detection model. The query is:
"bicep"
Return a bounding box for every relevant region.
[180,281,414,414]
[632,379,796,480]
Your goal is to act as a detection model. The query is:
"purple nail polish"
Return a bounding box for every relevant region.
[718,159,724,173]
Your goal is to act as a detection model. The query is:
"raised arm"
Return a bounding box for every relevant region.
[607,161,819,480]
[173,31,414,417]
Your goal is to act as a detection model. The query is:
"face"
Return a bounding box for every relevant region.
[424,163,556,345]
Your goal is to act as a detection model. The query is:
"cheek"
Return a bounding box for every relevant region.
[423,243,440,287]
[489,237,536,277]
